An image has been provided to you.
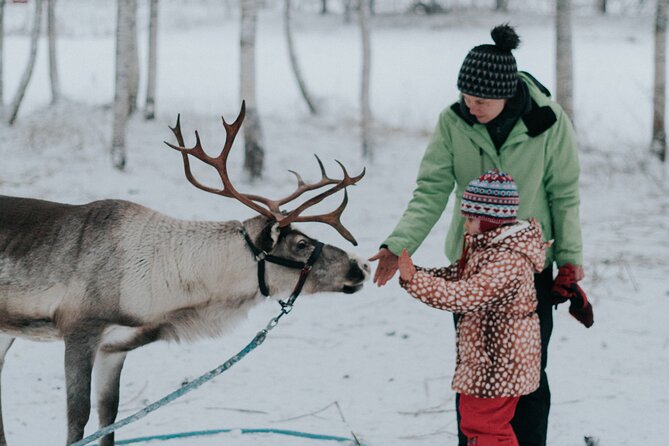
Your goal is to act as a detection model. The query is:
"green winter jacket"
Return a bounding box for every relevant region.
[383,72,582,268]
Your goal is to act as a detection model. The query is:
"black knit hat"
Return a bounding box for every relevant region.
[457,24,521,99]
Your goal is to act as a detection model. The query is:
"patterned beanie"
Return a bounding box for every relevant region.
[457,24,521,99]
[460,169,519,226]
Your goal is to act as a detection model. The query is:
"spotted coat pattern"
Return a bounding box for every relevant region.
[401,219,547,398]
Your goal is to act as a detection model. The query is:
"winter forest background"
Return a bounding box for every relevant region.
[1,0,668,445]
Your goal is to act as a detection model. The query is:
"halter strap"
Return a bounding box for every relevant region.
[240,227,324,301]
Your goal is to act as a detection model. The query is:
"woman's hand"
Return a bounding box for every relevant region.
[369,248,399,286]
[398,248,416,282]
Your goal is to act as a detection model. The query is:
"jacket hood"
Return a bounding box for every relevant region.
[468,219,547,272]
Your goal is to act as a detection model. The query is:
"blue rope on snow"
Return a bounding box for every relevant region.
[70,264,364,446]
[71,311,365,446]
[71,330,270,446]
[114,427,360,444]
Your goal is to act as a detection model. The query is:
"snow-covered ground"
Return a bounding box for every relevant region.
[1,1,668,445]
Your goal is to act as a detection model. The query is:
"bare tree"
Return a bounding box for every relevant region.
[652,0,667,163]
[344,0,353,24]
[320,0,328,14]
[495,0,509,11]
[0,0,5,113]
[240,0,264,179]
[597,0,607,13]
[144,0,159,120]
[343,0,373,23]
[127,0,139,116]
[111,0,136,170]
[284,0,317,115]
[359,0,372,159]
[7,0,44,126]
[556,0,574,122]
[47,0,60,105]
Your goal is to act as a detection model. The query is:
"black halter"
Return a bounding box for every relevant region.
[240,227,324,309]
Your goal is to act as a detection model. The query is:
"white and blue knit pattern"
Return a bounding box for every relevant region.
[460,170,519,223]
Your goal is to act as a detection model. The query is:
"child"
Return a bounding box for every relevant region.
[398,169,548,446]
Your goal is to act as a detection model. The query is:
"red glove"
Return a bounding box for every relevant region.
[552,264,594,328]
[568,283,594,328]
[551,264,579,305]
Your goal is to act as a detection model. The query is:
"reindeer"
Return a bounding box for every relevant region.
[0,102,369,446]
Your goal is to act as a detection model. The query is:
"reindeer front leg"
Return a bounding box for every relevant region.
[94,350,127,446]
[64,330,100,445]
[0,335,15,446]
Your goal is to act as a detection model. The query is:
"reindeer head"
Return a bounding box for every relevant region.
[165,102,369,298]
[244,216,369,297]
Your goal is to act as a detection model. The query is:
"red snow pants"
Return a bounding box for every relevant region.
[458,393,520,446]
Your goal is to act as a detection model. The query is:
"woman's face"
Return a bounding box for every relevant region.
[462,94,506,124]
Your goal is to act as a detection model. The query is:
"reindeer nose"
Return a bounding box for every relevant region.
[352,257,371,279]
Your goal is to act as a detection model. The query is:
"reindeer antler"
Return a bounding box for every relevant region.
[164,101,365,245]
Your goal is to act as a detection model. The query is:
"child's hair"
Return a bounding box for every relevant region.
[460,169,519,230]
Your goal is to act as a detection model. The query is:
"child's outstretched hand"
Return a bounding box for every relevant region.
[399,248,416,282]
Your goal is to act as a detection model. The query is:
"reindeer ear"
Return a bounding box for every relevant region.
[257,221,282,252]
[269,222,281,248]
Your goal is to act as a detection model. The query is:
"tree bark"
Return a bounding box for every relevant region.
[555,0,574,122]
[652,0,667,163]
[127,0,139,116]
[359,0,372,160]
[240,0,264,180]
[495,0,509,11]
[284,0,317,115]
[597,0,607,13]
[0,0,5,111]
[47,0,60,105]
[343,0,352,24]
[111,0,134,170]
[144,0,158,120]
[8,0,43,126]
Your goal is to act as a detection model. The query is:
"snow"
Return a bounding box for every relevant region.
[1,1,668,445]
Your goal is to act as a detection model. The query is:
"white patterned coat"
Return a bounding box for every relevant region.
[400,220,546,398]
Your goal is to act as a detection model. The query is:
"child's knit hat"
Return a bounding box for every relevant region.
[460,169,519,228]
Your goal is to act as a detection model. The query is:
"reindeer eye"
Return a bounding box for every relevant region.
[296,239,309,250]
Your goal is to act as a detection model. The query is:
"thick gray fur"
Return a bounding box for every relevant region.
[0,195,369,445]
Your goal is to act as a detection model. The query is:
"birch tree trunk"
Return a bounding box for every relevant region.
[652,0,667,163]
[47,0,60,105]
[495,0,509,11]
[597,0,607,13]
[344,0,352,24]
[127,0,139,116]
[111,0,134,170]
[0,0,5,112]
[359,0,372,159]
[144,0,158,120]
[240,0,264,180]
[555,0,574,122]
[8,0,43,126]
[284,0,317,115]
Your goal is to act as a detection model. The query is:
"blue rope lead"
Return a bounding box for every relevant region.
[70,255,364,446]
[115,427,359,444]
[71,330,269,446]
